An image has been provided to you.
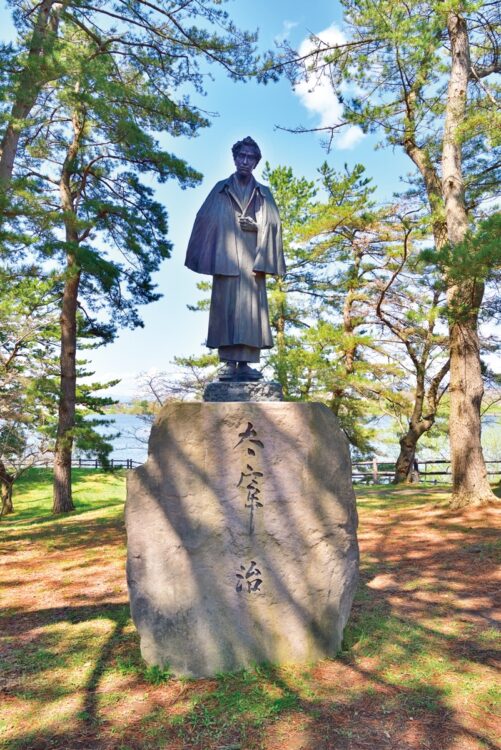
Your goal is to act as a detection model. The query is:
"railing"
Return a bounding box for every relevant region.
[352,458,501,484]
[28,458,142,470]
[19,457,501,483]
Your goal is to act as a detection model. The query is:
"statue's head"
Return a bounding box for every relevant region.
[232,136,261,177]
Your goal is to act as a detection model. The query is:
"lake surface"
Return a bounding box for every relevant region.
[92,413,151,464]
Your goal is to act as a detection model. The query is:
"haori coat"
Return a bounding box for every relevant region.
[185,175,285,356]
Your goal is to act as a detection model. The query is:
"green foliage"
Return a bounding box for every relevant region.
[263,161,403,452]
[277,3,500,479]
[187,280,214,312]
[422,213,501,284]
[0,263,122,472]
[282,0,500,246]
[0,1,264,479]
[144,664,173,685]
[0,266,59,470]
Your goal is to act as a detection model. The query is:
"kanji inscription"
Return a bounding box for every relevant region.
[235,421,264,534]
[236,560,263,593]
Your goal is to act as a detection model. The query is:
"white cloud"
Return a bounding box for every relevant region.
[274,19,299,44]
[297,23,346,65]
[336,126,365,150]
[294,24,365,151]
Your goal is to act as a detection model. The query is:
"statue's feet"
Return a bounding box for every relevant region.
[218,362,238,381]
[236,363,263,381]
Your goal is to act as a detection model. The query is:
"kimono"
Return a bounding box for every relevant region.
[185,174,285,362]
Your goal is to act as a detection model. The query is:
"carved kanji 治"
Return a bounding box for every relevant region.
[236,560,263,593]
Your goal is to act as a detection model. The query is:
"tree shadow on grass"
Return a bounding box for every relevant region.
[163,563,499,750]
[158,492,500,750]
[4,468,126,526]
[1,512,125,551]
[3,546,499,750]
[2,602,131,750]
[2,475,499,750]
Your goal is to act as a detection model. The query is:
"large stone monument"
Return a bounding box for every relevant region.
[125,137,358,676]
[126,397,359,677]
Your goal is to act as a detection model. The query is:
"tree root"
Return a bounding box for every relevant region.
[449,490,499,510]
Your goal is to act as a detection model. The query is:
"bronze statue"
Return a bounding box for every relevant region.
[185,137,285,381]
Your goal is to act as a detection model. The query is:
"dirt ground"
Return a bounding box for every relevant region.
[0,480,499,750]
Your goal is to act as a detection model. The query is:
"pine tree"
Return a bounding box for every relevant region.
[279,0,500,506]
[0,265,59,513]
[373,208,450,481]
[0,0,259,191]
[1,2,261,512]
[265,162,402,452]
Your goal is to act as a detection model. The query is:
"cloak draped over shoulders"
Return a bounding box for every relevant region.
[185,177,285,277]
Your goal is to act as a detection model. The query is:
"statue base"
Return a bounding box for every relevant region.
[204,379,283,402]
[126,401,359,677]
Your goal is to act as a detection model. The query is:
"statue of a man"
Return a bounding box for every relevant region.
[185,137,285,381]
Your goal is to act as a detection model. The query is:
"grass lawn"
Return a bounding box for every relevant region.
[0,470,499,750]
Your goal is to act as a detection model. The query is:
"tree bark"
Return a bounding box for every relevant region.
[443,12,496,507]
[52,106,84,514]
[52,256,79,513]
[0,460,14,516]
[393,368,428,483]
[392,352,450,483]
[275,280,289,398]
[394,434,419,484]
[393,374,432,484]
[0,0,60,187]
[1,482,14,516]
[447,286,494,507]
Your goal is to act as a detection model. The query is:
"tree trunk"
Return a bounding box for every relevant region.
[392,358,450,484]
[394,434,418,484]
[52,105,84,514]
[1,482,14,515]
[448,302,495,507]
[0,460,14,515]
[393,409,431,485]
[0,0,60,187]
[443,12,496,507]
[52,258,79,513]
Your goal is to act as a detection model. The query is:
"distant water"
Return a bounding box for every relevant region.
[91,413,151,464]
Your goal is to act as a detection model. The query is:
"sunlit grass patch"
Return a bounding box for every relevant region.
[4,468,126,526]
[2,694,84,750]
[354,484,452,511]
[476,627,501,646]
[475,684,501,713]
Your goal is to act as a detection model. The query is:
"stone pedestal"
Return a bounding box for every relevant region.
[126,401,359,677]
[204,379,283,402]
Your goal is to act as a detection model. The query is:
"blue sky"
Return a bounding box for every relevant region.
[1,1,411,398]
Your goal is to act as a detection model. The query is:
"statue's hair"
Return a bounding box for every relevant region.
[232,136,262,165]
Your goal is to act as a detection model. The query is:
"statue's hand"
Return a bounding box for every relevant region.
[238,215,258,232]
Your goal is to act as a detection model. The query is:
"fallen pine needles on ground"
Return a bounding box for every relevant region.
[1,470,499,749]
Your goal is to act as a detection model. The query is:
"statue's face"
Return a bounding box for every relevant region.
[234,146,258,177]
